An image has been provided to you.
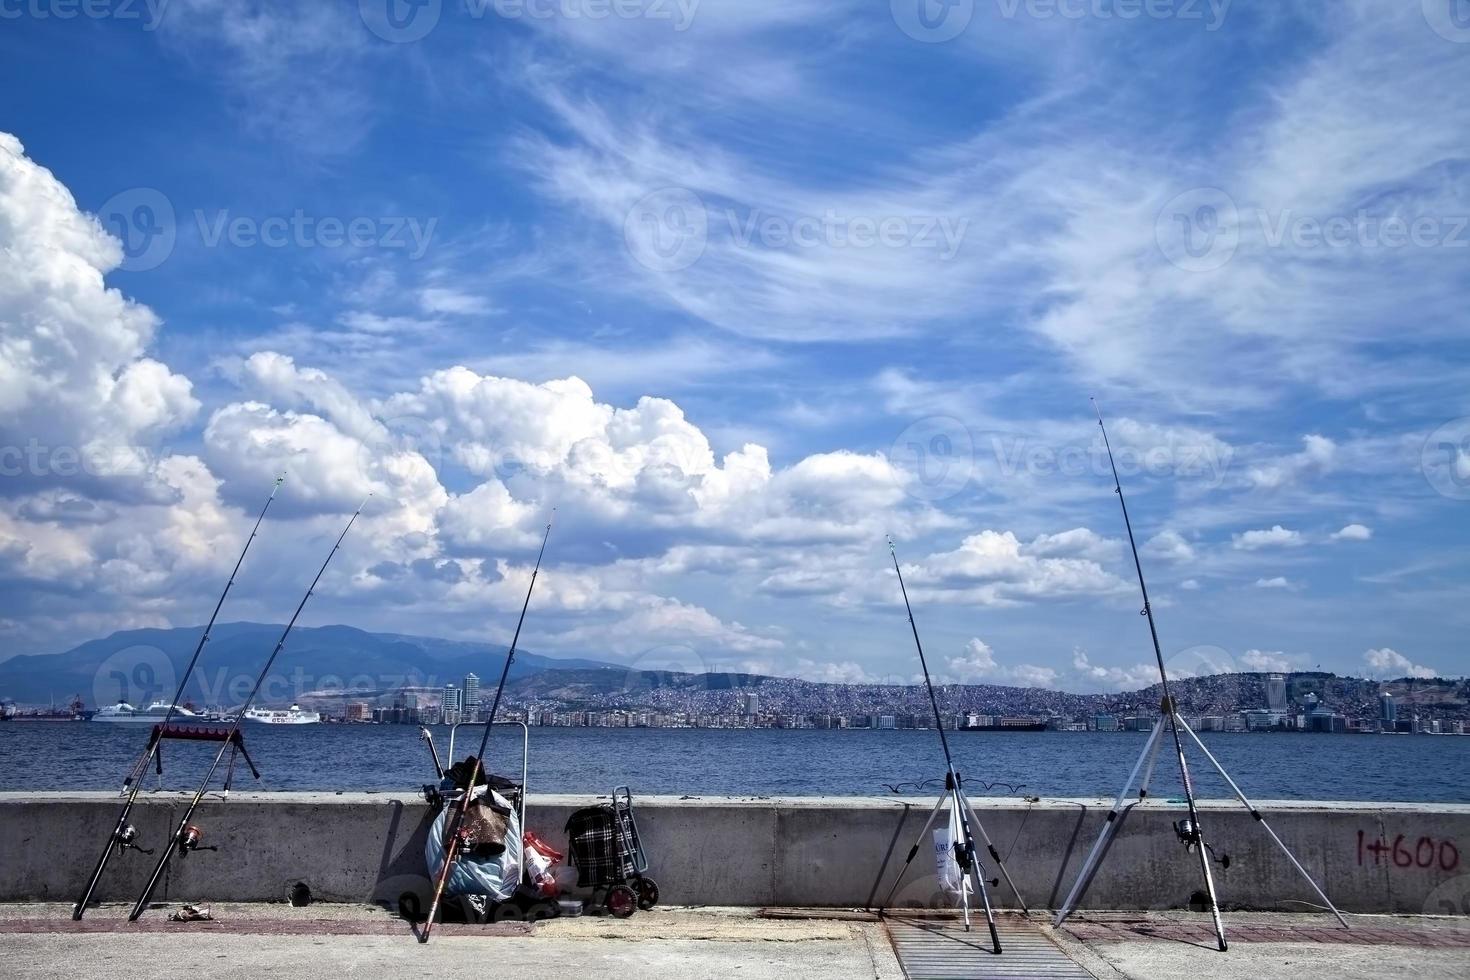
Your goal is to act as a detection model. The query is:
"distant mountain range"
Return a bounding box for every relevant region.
[2,624,1464,723]
[0,623,615,707]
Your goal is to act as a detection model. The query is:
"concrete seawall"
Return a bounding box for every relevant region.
[3,793,1466,915]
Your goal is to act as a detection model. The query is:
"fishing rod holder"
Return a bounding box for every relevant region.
[874,539,1030,956]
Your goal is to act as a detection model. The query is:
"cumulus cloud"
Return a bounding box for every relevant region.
[1254,577,1294,590]
[1332,524,1372,542]
[1233,526,1305,550]
[943,638,1058,688]
[905,530,1129,606]
[1143,529,1196,563]
[1246,435,1337,490]
[1363,648,1438,680]
[1070,648,1158,691]
[0,133,199,493]
[1026,528,1119,562]
[1241,649,1304,671]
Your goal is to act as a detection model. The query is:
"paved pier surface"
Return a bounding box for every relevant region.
[3,905,1466,980]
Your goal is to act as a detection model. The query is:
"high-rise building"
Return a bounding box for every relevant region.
[1267,673,1287,711]
[464,672,480,722]
[741,692,759,717]
[1380,693,1396,729]
[442,684,462,724]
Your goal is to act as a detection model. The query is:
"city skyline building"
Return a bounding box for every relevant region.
[1267,673,1287,711]
[464,672,480,723]
[442,683,462,725]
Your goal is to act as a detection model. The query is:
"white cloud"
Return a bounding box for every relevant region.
[1240,649,1304,671]
[1179,579,1201,591]
[1143,529,1196,563]
[1247,435,1337,490]
[0,133,199,483]
[943,638,1059,688]
[1363,648,1438,680]
[905,530,1129,606]
[1254,577,1294,590]
[1026,528,1119,562]
[1234,525,1305,550]
[1070,648,1158,692]
[1332,523,1372,542]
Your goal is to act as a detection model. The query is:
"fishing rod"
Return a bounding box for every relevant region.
[72,476,283,920]
[1091,399,1227,950]
[879,538,1027,949]
[890,538,956,770]
[127,493,371,922]
[420,516,553,943]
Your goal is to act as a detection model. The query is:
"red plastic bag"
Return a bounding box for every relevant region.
[523,831,564,897]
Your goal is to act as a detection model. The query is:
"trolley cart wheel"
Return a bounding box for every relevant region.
[523,900,559,922]
[606,884,638,919]
[490,902,523,923]
[634,876,659,911]
[398,892,425,922]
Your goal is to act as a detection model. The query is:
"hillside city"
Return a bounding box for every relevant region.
[336,669,1469,736]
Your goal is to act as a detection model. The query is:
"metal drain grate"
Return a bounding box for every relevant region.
[885,916,1096,979]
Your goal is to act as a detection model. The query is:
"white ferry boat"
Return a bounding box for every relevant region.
[242,703,321,725]
[92,701,204,724]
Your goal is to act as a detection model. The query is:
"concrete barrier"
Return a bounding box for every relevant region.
[3,793,1466,916]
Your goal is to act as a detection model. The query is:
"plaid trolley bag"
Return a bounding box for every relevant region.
[565,788,659,918]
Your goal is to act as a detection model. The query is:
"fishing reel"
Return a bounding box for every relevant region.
[1174,818,1230,869]
[113,825,154,856]
[178,825,218,855]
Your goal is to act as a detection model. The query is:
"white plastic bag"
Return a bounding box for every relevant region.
[932,827,971,901]
[424,787,523,900]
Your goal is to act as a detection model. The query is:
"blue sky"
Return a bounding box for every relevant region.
[0,0,1467,690]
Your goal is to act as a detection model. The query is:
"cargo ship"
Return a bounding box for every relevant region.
[959,716,1048,732]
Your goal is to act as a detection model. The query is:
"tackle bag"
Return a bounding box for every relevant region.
[424,786,522,900]
[565,804,634,887]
